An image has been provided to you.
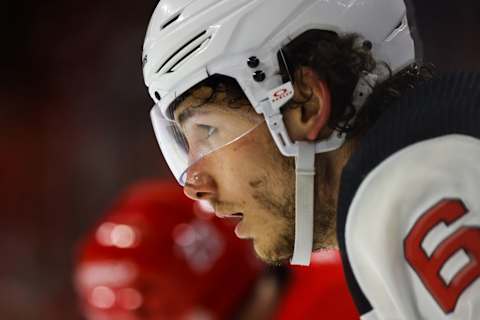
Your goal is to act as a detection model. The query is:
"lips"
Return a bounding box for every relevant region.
[234,220,249,239]
[214,211,249,239]
[215,210,243,219]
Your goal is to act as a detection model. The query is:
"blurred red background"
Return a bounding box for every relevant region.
[1,1,479,319]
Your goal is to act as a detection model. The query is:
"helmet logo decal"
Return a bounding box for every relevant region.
[272,87,293,102]
[269,82,294,111]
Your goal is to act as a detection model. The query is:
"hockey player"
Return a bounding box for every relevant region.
[142,0,480,319]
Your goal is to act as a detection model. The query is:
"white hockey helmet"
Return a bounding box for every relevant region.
[143,0,416,265]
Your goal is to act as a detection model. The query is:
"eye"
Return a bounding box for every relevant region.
[198,124,217,138]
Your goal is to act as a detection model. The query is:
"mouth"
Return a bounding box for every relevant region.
[216,212,250,239]
[215,210,243,219]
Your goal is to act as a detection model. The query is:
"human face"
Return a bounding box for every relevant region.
[174,86,296,264]
[174,81,338,264]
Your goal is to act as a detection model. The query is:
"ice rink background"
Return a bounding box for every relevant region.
[1,1,480,319]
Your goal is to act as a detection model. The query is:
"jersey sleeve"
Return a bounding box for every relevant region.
[344,134,480,320]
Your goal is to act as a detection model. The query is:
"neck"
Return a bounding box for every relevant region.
[313,137,358,250]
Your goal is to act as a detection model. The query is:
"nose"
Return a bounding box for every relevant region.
[183,170,217,201]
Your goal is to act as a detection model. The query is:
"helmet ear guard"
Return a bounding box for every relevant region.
[144,0,417,266]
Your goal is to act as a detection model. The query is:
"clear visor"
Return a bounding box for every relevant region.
[150,101,263,185]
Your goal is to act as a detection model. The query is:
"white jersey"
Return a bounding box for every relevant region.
[335,72,480,320]
[345,134,480,320]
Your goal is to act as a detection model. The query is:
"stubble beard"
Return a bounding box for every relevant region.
[251,155,337,265]
[247,151,295,265]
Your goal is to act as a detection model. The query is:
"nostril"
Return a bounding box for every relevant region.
[196,192,208,199]
[183,171,216,201]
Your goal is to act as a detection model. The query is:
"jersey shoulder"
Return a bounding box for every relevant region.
[346,134,480,320]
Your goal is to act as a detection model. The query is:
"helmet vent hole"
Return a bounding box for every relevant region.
[156,31,208,74]
[384,16,408,41]
[169,36,211,73]
[161,13,181,30]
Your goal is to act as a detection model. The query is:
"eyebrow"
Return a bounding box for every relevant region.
[177,105,211,125]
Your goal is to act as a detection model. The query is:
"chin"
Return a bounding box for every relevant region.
[253,238,291,266]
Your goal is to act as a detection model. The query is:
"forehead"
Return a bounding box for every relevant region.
[172,84,257,124]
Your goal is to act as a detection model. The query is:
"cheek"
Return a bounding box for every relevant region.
[204,122,292,209]
[198,146,256,204]
[211,134,270,189]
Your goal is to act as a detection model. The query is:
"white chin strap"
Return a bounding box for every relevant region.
[290,142,316,265]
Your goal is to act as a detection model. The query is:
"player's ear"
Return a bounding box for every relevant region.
[283,67,331,141]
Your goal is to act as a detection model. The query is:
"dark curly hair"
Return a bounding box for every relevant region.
[281,30,375,131]
[174,30,434,138]
[280,29,434,137]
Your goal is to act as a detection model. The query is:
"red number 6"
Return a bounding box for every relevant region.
[404,199,480,313]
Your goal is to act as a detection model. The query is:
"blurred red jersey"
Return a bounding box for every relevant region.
[273,250,359,320]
